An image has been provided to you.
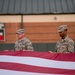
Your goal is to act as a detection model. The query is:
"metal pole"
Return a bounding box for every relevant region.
[20,15,24,28]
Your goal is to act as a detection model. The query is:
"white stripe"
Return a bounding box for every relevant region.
[0,69,65,75]
[0,33,2,35]
[0,55,75,70]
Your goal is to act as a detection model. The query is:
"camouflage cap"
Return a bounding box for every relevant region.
[58,25,67,32]
[16,29,25,34]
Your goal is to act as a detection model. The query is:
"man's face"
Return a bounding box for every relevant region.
[17,33,25,39]
[59,30,66,38]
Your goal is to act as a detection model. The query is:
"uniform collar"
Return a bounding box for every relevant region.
[18,37,25,42]
[64,36,68,41]
[60,36,68,42]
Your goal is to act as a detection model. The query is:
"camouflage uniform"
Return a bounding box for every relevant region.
[55,36,74,53]
[15,37,34,51]
[14,29,34,51]
[55,25,74,53]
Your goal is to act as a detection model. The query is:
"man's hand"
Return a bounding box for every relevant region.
[48,51,53,53]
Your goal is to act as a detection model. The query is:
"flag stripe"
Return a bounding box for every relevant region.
[0,51,75,75]
[0,51,75,61]
[0,69,64,75]
[0,55,75,70]
[0,62,75,74]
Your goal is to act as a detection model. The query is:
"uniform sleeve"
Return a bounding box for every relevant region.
[55,41,59,52]
[68,40,74,53]
[55,43,57,52]
[26,40,34,51]
[14,42,19,50]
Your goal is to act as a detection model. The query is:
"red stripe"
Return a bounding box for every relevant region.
[0,51,75,61]
[0,62,75,74]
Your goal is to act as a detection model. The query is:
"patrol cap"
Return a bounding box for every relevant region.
[58,25,68,32]
[16,29,25,34]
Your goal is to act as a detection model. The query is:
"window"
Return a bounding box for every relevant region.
[0,23,5,41]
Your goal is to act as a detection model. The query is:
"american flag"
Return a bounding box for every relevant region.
[0,51,75,75]
[0,32,4,41]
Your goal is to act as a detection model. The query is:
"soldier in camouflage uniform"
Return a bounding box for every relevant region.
[55,25,74,53]
[14,29,34,51]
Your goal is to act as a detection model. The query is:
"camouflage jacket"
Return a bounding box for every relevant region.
[14,37,34,51]
[55,36,74,53]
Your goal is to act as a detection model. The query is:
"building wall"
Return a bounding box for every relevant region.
[0,15,75,51]
[24,22,75,43]
[0,22,75,44]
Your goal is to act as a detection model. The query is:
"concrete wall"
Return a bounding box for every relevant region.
[0,43,75,52]
[0,15,75,22]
